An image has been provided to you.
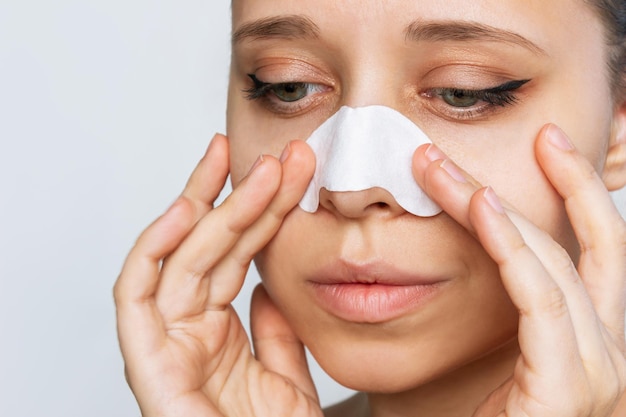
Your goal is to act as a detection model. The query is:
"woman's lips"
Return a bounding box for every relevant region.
[307,261,448,323]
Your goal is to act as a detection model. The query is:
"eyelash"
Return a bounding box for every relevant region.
[244,74,330,115]
[420,79,530,120]
[244,73,530,120]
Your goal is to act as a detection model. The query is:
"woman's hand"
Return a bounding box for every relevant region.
[114,134,322,417]
[412,124,626,417]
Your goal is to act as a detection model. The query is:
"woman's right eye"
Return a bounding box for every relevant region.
[269,82,314,102]
[244,74,330,114]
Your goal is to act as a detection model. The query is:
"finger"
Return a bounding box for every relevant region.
[116,134,231,305]
[414,143,600,335]
[180,133,230,218]
[114,197,197,352]
[415,141,625,404]
[468,187,584,385]
[507,208,621,380]
[413,143,492,234]
[115,136,231,348]
[415,144,613,376]
[535,124,626,337]
[208,141,315,308]
[473,189,626,414]
[479,189,624,407]
[155,155,283,320]
[250,284,319,402]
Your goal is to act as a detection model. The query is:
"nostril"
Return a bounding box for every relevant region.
[317,188,405,218]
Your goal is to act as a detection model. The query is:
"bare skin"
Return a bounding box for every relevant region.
[115,129,626,417]
[115,1,626,416]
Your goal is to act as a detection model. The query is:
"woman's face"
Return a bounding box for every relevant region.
[227,0,616,392]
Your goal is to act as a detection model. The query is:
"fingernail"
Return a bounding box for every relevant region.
[483,186,504,214]
[425,144,446,162]
[279,142,291,163]
[204,133,221,156]
[247,154,264,175]
[547,125,574,151]
[166,197,185,215]
[440,159,467,183]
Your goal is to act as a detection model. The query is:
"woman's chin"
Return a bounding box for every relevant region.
[307,342,452,393]
[306,332,520,394]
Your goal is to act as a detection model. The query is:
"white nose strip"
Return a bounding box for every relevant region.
[298,105,442,217]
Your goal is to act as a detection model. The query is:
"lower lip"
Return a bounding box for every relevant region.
[308,282,444,323]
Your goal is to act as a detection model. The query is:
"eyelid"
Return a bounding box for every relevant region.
[420,78,530,121]
[423,79,530,99]
[244,74,271,100]
[243,73,332,115]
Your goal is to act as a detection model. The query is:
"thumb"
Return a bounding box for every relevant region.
[250,284,319,402]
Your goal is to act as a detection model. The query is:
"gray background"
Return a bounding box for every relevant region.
[0,2,623,416]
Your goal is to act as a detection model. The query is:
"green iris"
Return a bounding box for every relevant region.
[272,83,309,102]
[440,90,479,108]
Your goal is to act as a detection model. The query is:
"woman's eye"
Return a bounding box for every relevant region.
[422,79,531,120]
[439,90,480,108]
[244,73,330,114]
[271,82,310,102]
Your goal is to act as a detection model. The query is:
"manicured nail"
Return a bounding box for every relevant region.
[547,125,574,151]
[483,186,505,214]
[440,159,467,183]
[247,154,264,175]
[425,144,447,162]
[279,142,291,163]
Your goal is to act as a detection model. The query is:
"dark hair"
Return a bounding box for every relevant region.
[588,0,626,101]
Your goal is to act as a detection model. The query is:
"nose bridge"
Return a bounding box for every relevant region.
[316,105,406,219]
[340,43,404,110]
[343,76,397,110]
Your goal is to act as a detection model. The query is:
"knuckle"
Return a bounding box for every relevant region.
[617,357,626,392]
[617,219,626,253]
[124,365,131,385]
[538,285,569,318]
[596,378,623,415]
[582,163,599,184]
[549,245,583,288]
[590,349,626,412]
[180,264,208,283]
[571,392,593,416]
[551,244,577,277]
[112,276,125,305]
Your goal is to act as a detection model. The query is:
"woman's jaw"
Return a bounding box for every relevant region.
[255,208,520,393]
[228,0,616,409]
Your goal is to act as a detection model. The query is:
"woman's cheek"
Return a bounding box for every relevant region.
[435,121,579,259]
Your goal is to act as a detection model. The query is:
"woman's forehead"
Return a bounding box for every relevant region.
[230,0,603,66]
[232,0,582,21]
[230,0,592,44]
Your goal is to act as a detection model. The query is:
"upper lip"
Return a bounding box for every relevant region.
[308,258,447,286]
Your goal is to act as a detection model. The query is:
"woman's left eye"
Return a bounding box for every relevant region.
[422,79,530,119]
[439,90,481,108]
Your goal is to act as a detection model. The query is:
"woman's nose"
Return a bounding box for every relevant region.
[318,186,406,219]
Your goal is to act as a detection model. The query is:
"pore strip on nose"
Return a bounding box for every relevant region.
[298,105,443,217]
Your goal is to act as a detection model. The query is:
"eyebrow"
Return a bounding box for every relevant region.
[232,15,320,44]
[404,20,546,55]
